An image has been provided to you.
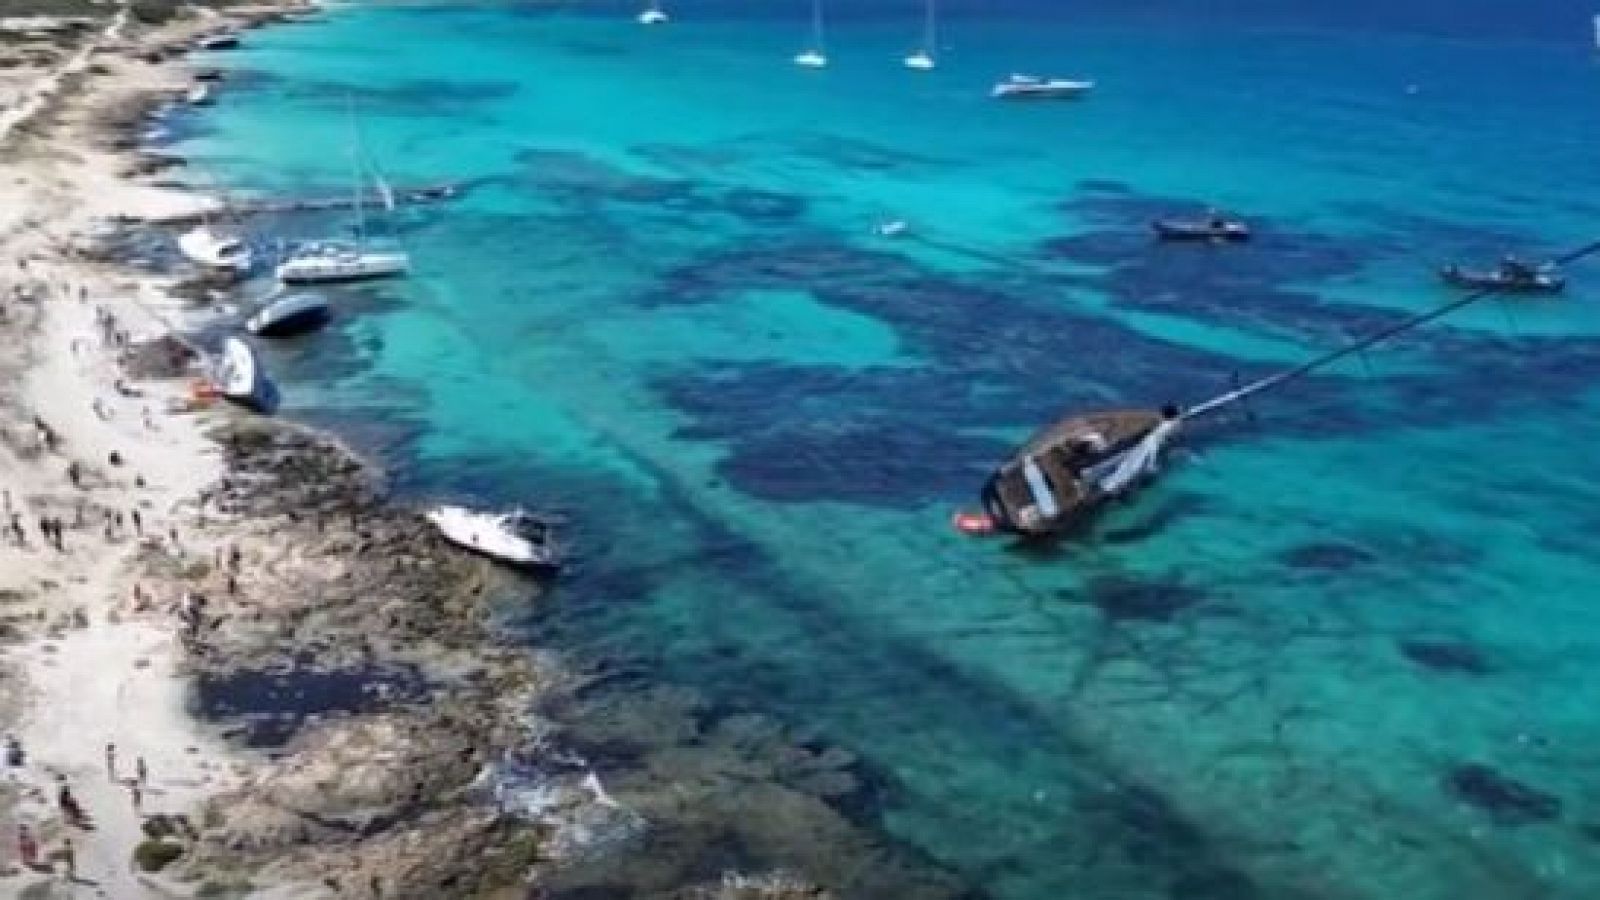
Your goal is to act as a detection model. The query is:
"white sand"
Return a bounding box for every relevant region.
[0,6,294,895]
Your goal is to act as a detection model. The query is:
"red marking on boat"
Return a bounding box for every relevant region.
[952,510,997,536]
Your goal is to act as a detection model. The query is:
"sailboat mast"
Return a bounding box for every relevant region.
[346,96,366,244]
[925,0,936,50]
[1182,238,1600,422]
[812,0,824,49]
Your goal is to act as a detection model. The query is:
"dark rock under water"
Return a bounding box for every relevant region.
[1398,639,1490,676]
[1444,763,1561,826]
[1074,576,1208,623]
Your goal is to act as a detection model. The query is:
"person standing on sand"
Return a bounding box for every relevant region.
[129,781,142,814]
[59,837,75,879]
[131,508,142,535]
[17,823,38,869]
[136,756,148,785]
[105,742,116,780]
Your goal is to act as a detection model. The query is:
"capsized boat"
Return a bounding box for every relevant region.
[965,408,1181,537]
[991,74,1094,100]
[1152,213,1251,243]
[246,292,330,338]
[213,336,277,413]
[958,236,1600,540]
[426,505,563,570]
[177,224,252,274]
[276,241,408,284]
[1439,259,1564,295]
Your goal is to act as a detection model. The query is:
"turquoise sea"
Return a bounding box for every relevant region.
[177,2,1600,897]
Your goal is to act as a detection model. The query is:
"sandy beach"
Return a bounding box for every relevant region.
[0,3,551,897]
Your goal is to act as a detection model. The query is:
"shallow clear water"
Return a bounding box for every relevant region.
[181,3,1600,897]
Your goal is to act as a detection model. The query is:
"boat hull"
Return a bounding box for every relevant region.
[216,337,278,413]
[246,293,331,338]
[426,506,562,570]
[1152,219,1250,242]
[992,80,1094,100]
[1439,267,1564,295]
[276,250,409,285]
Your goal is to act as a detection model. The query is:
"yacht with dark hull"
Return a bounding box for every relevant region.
[1440,259,1564,295]
[246,292,330,338]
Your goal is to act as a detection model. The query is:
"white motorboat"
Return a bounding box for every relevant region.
[177,224,252,273]
[876,219,910,238]
[214,336,276,412]
[794,0,828,68]
[904,0,937,70]
[246,292,330,337]
[638,2,668,25]
[991,74,1094,100]
[426,505,563,570]
[196,33,240,51]
[185,83,213,106]
[276,241,409,284]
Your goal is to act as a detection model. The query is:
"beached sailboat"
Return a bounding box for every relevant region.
[213,336,277,412]
[795,0,828,68]
[426,505,563,570]
[246,292,331,337]
[956,237,1600,539]
[638,0,668,25]
[904,0,937,70]
[276,110,410,285]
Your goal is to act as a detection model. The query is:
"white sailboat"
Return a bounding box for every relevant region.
[794,0,828,68]
[276,109,410,285]
[904,0,936,70]
[178,185,253,275]
[638,0,668,25]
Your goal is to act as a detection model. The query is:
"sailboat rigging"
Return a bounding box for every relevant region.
[275,100,410,285]
[795,0,828,68]
[957,236,1600,539]
[905,0,936,70]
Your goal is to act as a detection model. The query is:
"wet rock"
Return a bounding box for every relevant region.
[1398,639,1489,676]
[1445,763,1560,825]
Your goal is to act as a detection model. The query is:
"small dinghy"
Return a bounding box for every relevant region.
[427,505,563,570]
[1152,213,1251,243]
[214,336,277,413]
[1439,258,1565,295]
[246,292,330,338]
[991,74,1094,100]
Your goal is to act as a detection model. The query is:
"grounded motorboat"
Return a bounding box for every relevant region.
[1439,260,1564,295]
[276,241,409,284]
[213,336,277,413]
[1152,214,1251,243]
[196,33,240,51]
[185,84,212,106]
[177,224,252,274]
[992,74,1094,100]
[246,292,330,338]
[426,505,563,570]
[964,408,1180,538]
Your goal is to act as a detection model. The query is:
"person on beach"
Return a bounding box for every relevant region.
[67,461,81,488]
[129,781,142,814]
[131,509,142,535]
[136,756,148,785]
[57,784,83,827]
[59,837,75,879]
[105,742,116,780]
[17,824,38,869]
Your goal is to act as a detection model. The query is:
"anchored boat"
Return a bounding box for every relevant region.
[1440,259,1564,295]
[992,74,1094,100]
[1152,213,1251,243]
[426,505,563,570]
[177,223,252,274]
[246,292,330,338]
